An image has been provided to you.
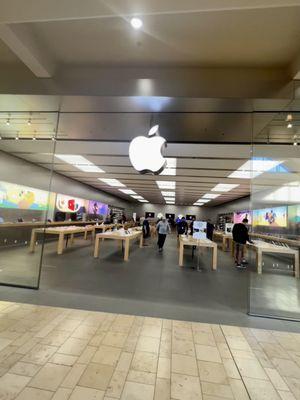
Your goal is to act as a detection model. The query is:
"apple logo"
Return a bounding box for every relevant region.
[129,125,167,174]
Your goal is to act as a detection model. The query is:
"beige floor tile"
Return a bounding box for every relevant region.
[160,340,171,358]
[253,349,273,368]
[127,370,156,385]
[198,361,228,384]
[144,317,162,327]
[154,378,170,400]
[16,338,41,356]
[71,325,98,340]
[193,332,216,347]
[226,336,252,352]
[0,338,12,352]
[116,352,133,372]
[77,346,97,364]
[79,363,114,391]
[89,332,106,347]
[41,330,70,346]
[61,363,87,389]
[121,381,154,400]
[22,344,57,365]
[234,357,268,380]
[278,390,297,400]
[201,381,234,399]
[243,377,281,400]
[105,370,127,397]
[9,361,41,377]
[195,344,222,363]
[136,336,160,354]
[216,342,232,359]
[58,338,88,357]
[172,338,195,356]
[223,359,240,379]
[172,354,198,376]
[69,386,105,400]
[140,325,162,339]
[171,373,202,400]
[157,357,171,379]
[229,378,250,400]
[123,335,138,353]
[173,328,193,342]
[230,349,256,360]
[50,353,78,366]
[251,329,277,344]
[102,332,128,348]
[56,319,81,332]
[51,387,73,400]
[29,363,71,391]
[272,358,300,379]
[192,322,212,334]
[265,368,290,391]
[15,387,53,400]
[283,377,300,399]
[92,345,121,366]
[0,373,30,399]
[221,326,243,337]
[211,325,226,344]
[260,343,290,360]
[131,351,158,373]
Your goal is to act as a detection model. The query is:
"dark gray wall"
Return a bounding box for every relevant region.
[0,150,135,221]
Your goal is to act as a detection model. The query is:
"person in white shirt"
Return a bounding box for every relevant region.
[156,218,171,252]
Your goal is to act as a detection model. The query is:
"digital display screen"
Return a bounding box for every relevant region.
[253,206,287,227]
[145,212,155,218]
[166,213,175,219]
[288,205,300,230]
[186,215,196,221]
[56,194,87,213]
[234,211,252,224]
[88,200,108,216]
[0,180,53,211]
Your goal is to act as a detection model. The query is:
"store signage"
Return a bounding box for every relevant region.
[129,125,167,174]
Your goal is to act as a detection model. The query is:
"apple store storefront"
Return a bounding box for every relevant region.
[0,109,300,326]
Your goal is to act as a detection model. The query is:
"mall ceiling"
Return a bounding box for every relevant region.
[0,1,299,206]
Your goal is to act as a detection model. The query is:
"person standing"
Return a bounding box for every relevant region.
[206,219,215,240]
[156,217,171,252]
[232,218,252,269]
[176,217,188,236]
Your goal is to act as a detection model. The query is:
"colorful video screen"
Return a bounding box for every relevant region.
[56,194,87,213]
[234,210,252,224]
[88,200,108,216]
[288,205,300,231]
[253,206,287,227]
[0,180,53,211]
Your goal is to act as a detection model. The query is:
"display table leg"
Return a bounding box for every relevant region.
[57,233,64,255]
[124,239,130,261]
[212,245,217,270]
[295,251,299,278]
[257,249,262,274]
[179,242,184,267]
[94,236,101,258]
[70,233,74,245]
[139,234,143,248]
[84,229,88,240]
[29,230,37,252]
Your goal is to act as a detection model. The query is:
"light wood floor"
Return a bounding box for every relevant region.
[0,301,299,400]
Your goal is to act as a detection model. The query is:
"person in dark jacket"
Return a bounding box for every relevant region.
[177,217,188,236]
[142,218,150,239]
[232,218,252,269]
[206,219,214,240]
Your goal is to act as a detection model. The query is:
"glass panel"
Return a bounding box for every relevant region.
[249,110,300,320]
[0,111,58,288]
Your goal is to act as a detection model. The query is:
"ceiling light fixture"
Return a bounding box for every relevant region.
[160,158,177,176]
[287,123,293,129]
[161,191,176,197]
[99,178,125,187]
[55,154,105,173]
[286,114,293,122]
[196,199,210,203]
[202,193,220,199]
[130,17,143,30]
[156,181,176,189]
[228,158,283,179]
[139,199,149,203]
[28,119,32,126]
[51,136,55,141]
[15,134,19,140]
[6,119,10,126]
[119,189,136,195]
[131,195,144,199]
[211,183,239,192]
[193,202,204,206]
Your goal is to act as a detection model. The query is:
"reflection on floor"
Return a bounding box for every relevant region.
[0,235,299,331]
[0,301,300,400]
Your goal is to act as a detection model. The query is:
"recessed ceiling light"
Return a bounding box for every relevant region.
[211,183,239,192]
[156,181,176,189]
[202,193,220,199]
[193,203,204,206]
[287,123,293,129]
[164,197,175,202]
[55,154,105,173]
[27,119,32,126]
[119,189,136,195]
[228,159,283,179]
[196,199,210,203]
[161,191,175,197]
[76,165,104,173]
[6,119,10,126]
[130,17,143,29]
[131,195,144,199]
[160,158,177,176]
[99,178,125,187]
[166,201,175,205]
[139,199,149,203]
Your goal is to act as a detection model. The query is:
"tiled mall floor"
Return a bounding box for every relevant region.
[0,302,299,400]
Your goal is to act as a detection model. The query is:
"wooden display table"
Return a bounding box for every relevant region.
[179,236,217,270]
[29,225,94,255]
[250,240,299,278]
[92,223,123,235]
[94,230,143,261]
[213,231,232,252]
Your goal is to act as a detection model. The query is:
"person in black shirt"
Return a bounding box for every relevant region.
[177,217,188,236]
[232,218,252,269]
[206,219,214,240]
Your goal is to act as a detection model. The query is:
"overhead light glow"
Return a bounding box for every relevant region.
[193,203,204,206]
[156,181,176,189]
[202,193,220,199]
[139,199,149,203]
[287,123,293,129]
[99,178,125,187]
[131,195,144,199]
[196,199,210,203]
[119,189,136,195]
[130,17,143,29]
[6,119,10,126]
[160,158,177,176]
[76,165,104,173]
[164,197,175,202]
[161,191,175,197]
[264,182,300,203]
[55,154,105,173]
[228,159,283,179]
[211,183,239,192]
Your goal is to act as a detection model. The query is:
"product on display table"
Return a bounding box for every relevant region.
[250,240,299,278]
[29,225,95,255]
[93,229,143,261]
[179,235,217,270]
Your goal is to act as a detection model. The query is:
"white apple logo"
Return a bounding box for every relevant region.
[129,125,167,174]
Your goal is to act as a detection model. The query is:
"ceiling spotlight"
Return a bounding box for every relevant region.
[286,114,293,122]
[6,119,10,126]
[15,135,19,140]
[293,142,298,146]
[28,119,32,126]
[51,136,55,141]
[32,136,36,141]
[287,123,293,129]
[130,17,143,30]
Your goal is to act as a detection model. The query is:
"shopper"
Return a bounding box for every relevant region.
[142,217,150,239]
[156,217,171,252]
[176,216,188,236]
[232,218,252,269]
[206,219,215,240]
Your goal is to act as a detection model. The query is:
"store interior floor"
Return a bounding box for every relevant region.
[0,234,299,333]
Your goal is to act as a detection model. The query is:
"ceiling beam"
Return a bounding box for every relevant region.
[0,0,299,23]
[0,24,55,77]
